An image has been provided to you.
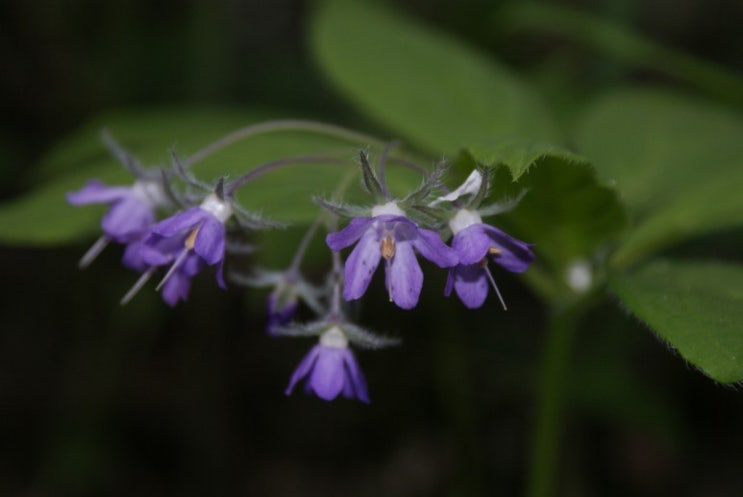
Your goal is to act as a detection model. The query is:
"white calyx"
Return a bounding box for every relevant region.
[320,326,349,349]
[132,179,169,208]
[371,201,405,217]
[448,208,482,234]
[199,193,233,223]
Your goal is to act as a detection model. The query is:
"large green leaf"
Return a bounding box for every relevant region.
[611,259,743,383]
[0,107,423,246]
[574,89,743,266]
[311,0,560,155]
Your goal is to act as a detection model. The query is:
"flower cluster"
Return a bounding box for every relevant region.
[69,128,535,404]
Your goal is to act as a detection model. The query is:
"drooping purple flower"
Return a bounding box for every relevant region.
[67,179,167,243]
[285,326,370,403]
[445,209,535,309]
[326,202,458,309]
[143,193,233,290]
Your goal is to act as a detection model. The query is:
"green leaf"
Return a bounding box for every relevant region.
[459,146,626,297]
[574,89,743,267]
[0,107,424,246]
[611,259,743,384]
[311,0,560,155]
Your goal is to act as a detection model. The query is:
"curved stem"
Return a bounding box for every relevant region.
[288,217,323,274]
[527,302,582,497]
[184,119,384,167]
[226,154,351,196]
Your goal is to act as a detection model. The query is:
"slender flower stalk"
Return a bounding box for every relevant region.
[184,119,384,167]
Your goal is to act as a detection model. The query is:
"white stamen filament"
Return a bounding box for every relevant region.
[155,248,190,291]
[120,267,156,305]
[483,265,508,311]
[78,236,110,269]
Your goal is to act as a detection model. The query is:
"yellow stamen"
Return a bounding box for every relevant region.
[488,247,502,256]
[381,235,395,260]
[185,228,199,250]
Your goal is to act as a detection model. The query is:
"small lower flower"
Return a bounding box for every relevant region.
[285,326,370,403]
[445,209,534,309]
[326,202,458,309]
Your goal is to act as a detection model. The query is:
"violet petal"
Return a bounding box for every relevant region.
[66,180,131,205]
[481,225,535,273]
[285,346,321,396]
[326,217,374,251]
[342,229,381,301]
[386,241,423,310]
[152,207,206,237]
[413,228,459,267]
[451,224,492,265]
[193,216,225,265]
[452,264,489,309]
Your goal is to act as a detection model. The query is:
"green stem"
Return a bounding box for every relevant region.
[527,301,582,497]
[184,119,384,167]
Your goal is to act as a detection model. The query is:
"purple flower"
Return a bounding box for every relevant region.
[326,202,458,309]
[267,291,299,334]
[445,209,534,309]
[285,327,370,403]
[143,193,233,290]
[67,179,167,243]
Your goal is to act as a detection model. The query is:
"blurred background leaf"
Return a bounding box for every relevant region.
[311,0,561,155]
[574,89,743,267]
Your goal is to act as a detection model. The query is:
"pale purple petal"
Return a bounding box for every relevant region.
[343,229,381,301]
[122,239,149,271]
[285,346,321,395]
[215,259,227,289]
[326,217,374,251]
[193,216,225,265]
[444,269,455,297]
[140,235,180,266]
[482,225,535,273]
[67,180,132,205]
[386,242,423,309]
[161,271,192,307]
[452,264,489,309]
[451,224,492,265]
[307,348,346,401]
[413,228,458,267]
[101,195,155,241]
[181,253,206,276]
[151,207,206,237]
[342,350,370,403]
[267,293,298,334]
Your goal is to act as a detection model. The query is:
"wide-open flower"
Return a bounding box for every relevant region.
[327,202,458,309]
[445,208,534,309]
[285,326,369,403]
[67,178,169,267]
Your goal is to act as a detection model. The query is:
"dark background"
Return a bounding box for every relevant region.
[2,1,743,496]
